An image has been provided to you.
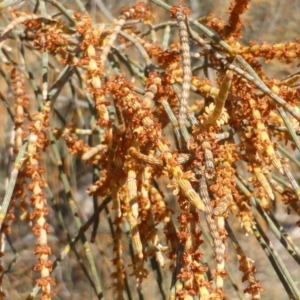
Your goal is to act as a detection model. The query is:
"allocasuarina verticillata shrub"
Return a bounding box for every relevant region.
[0,0,300,299]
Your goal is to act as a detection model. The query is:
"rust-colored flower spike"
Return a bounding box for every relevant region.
[5,66,29,241]
[248,97,284,174]
[125,163,143,259]
[239,41,300,64]
[194,166,223,264]
[10,67,29,151]
[120,2,153,22]
[26,102,56,299]
[111,218,126,299]
[223,0,250,39]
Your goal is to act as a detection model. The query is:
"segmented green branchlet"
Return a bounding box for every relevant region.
[171,83,199,148]
[276,150,300,201]
[162,24,171,50]
[188,110,229,177]
[266,174,286,195]
[192,111,216,180]
[113,21,176,54]
[161,99,182,148]
[270,173,293,191]
[268,174,300,216]
[140,20,176,38]
[252,223,300,299]
[119,31,152,67]
[268,174,300,217]
[0,139,29,231]
[149,22,158,43]
[139,160,167,268]
[237,182,300,298]
[188,112,198,126]
[144,209,168,269]
[194,166,223,264]
[236,177,300,265]
[146,77,183,150]
[278,144,300,169]
[202,71,233,127]
[182,204,196,296]
[225,221,262,300]
[267,124,299,134]
[143,76,160,108]
[126,168,144,259]
[111,219,126,299]
[277,107,300,154]
[170,244,184,299]
[268,214,300,262]
[149,186,179,255]
[216,131,230,142]
[201,141,215,180]
[0,0,23,10]
[174,4,191,147]
[253,167,275,201]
